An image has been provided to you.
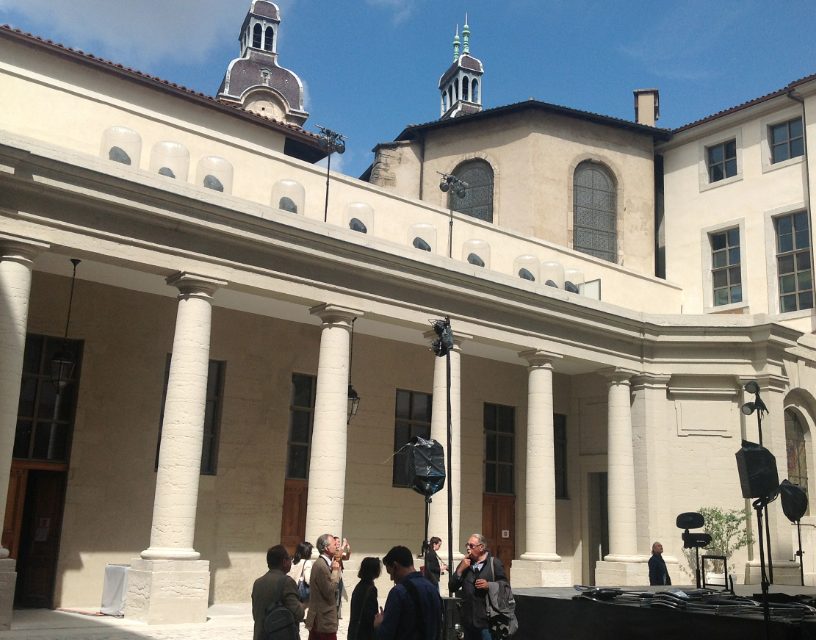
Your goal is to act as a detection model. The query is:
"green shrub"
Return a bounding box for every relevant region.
[682,506,751,577]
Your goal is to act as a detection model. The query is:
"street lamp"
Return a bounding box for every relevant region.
[50,258,81,388]
[347,317,360,424]
[438,172,468,258]
[316,125,346,223]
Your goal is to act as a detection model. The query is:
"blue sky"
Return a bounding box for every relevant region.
[1,0,813,178]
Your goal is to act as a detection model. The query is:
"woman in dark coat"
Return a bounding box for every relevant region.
[348,556,381,640]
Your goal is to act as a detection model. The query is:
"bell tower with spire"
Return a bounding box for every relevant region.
[438,15,484,119]
[217,1,309,126]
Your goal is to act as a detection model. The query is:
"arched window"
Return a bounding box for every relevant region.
[786,409,809,507]
[448,86,453,107]
[463,77,470,101]
[279,197,298,213]
[253,24,263,48]
[472,79,479,102]
[573,161,617,262]
[108,146,131,165]
[264,26,274,51]
[449,159,494,223]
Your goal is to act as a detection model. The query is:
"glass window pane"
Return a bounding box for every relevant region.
[729,247,740,265]
[779,255,795,274]
[498,405,515,432]
[791,139,805,158]
[731,285,742,303]
[32,421,51,459]
[23,336,44,375]
[714,289,729,306]
[798,269,812,291]
[796,252,811,271]
[725,159,737,177]
[780,273,797,294]
[395,390,410,419]
[708,145,723,164]
[729,266,741,284]
[712,251,727,268]
[484,405,496,431]
[13,420,32,458]
[790,118,803,137]
[498,465,513,494]
[771,124,786,145]
[711,233,726,251]
[713,269,728,288]
[17,378,37,417]
[781,294,798,312]
[486,434,497,461]
[795,230,810,250]
[485,463,496,493]
[777,216,793,235]
[498,436,513,463]
[292,375,313,408]
[725,140,736,157]
[727,228,739,247]
[290,411,310,443]
[799,291,813,309]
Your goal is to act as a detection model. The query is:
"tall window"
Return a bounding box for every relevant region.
[450,160,494,223]
[573,162,617,262]
[287,374,316,479]
[710,228,742,306]
[707,139,737,182]
[264,26,274,52]
[252,23,263,48]
[786,409,809,511]
[771,118,804,164]
[156,356,225,475]
[392,389,432,487]
[775,211,813,312]
[484,403,514,495]
[15,334,82,462]
[554,413,567,499]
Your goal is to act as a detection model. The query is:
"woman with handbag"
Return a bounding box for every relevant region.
[289,541,313,606]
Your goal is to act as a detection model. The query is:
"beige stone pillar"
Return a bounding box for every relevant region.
[744,375,800,585]
[125,272,225,624]
[596,369,647,585]
[304,305,361,546]
[427,331,467,564]
[0,235,48,629]
[512,351,571,587]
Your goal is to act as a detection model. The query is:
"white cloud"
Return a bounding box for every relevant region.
[0,0,295,68]
[364,0,421,24]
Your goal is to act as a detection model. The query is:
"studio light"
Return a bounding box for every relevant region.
[316,125,347,223]
[437,172,468,258]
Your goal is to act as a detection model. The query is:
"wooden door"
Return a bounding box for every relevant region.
[482,494,515,577]
[2,467,28,559]
[280,478,308,554]
[15,470,67,608]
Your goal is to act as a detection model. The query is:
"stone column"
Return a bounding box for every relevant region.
[303,305,362,546]
[427,331,467,566]
[512,351,571,587]
[744,375,800,585]
[125,272,225,624]
[0,235,49,629]
[595,369,647,585]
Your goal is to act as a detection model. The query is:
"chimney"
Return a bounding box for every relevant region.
[633,89,659,126]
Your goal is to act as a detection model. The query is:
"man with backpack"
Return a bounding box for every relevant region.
[374,545,443,640]
[252,545,304,640]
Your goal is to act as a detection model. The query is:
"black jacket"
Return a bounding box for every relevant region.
[424,549,441,586]
[449,554,507,629]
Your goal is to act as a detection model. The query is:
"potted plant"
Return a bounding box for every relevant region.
[682,506,751,584]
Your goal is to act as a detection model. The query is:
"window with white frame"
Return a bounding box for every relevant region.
[775,211,813,312]
[392,389,432,487]
[710,228,742,306]
[770,117,804,164]
[706,139,737,183]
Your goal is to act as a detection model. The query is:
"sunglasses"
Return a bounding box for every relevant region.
[466,543,483,549]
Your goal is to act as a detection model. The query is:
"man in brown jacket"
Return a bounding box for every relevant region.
[252,545,304,640]
[305,533,342,640]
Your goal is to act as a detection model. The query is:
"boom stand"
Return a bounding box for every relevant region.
[795,519,805,586]
[753,497,772,640]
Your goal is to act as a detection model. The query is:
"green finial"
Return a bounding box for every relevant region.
[453,25,460,61]
[462,14,470,54]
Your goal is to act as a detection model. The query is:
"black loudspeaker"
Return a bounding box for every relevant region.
[735,440,779,499]
[405,436,446,497]
[780,479,809,523]
[676,512,705,530]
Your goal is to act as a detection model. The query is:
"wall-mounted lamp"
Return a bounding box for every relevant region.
[741,380,768,445]
[347,317,360,424]
[50,258,81,389]
[317,125,346,223]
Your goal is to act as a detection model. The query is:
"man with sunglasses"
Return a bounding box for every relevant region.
[450,534,507,640]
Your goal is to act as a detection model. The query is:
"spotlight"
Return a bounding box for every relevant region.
[439,178,450,192]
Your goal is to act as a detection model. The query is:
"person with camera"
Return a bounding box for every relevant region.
[450,533,507,640]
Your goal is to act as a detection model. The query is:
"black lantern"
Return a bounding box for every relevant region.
[50,258,80,388]
[346,318,360,424]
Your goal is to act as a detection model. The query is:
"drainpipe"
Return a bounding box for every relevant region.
[787,90,814,292]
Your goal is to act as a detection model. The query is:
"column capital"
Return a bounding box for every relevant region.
[309,304,363,326]
[166,272,227,298]
[630,373,671,391]
[600,367,639,384]
[0,233,50,264]
[519,349,562,368]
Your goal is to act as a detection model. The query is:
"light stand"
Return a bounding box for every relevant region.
[431,316,455,596]
[779,479,809,587]
[752,496,773,640]
[741,381,773,583]
[438,173,468,258]
[316,126,346,223]
[677,512,710,589]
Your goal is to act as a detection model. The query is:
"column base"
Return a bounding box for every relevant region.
[744,560,802,586]
[594,557,648,586]
[124,558,210,624]
[0,559,16,630]
[511,558,572,587]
